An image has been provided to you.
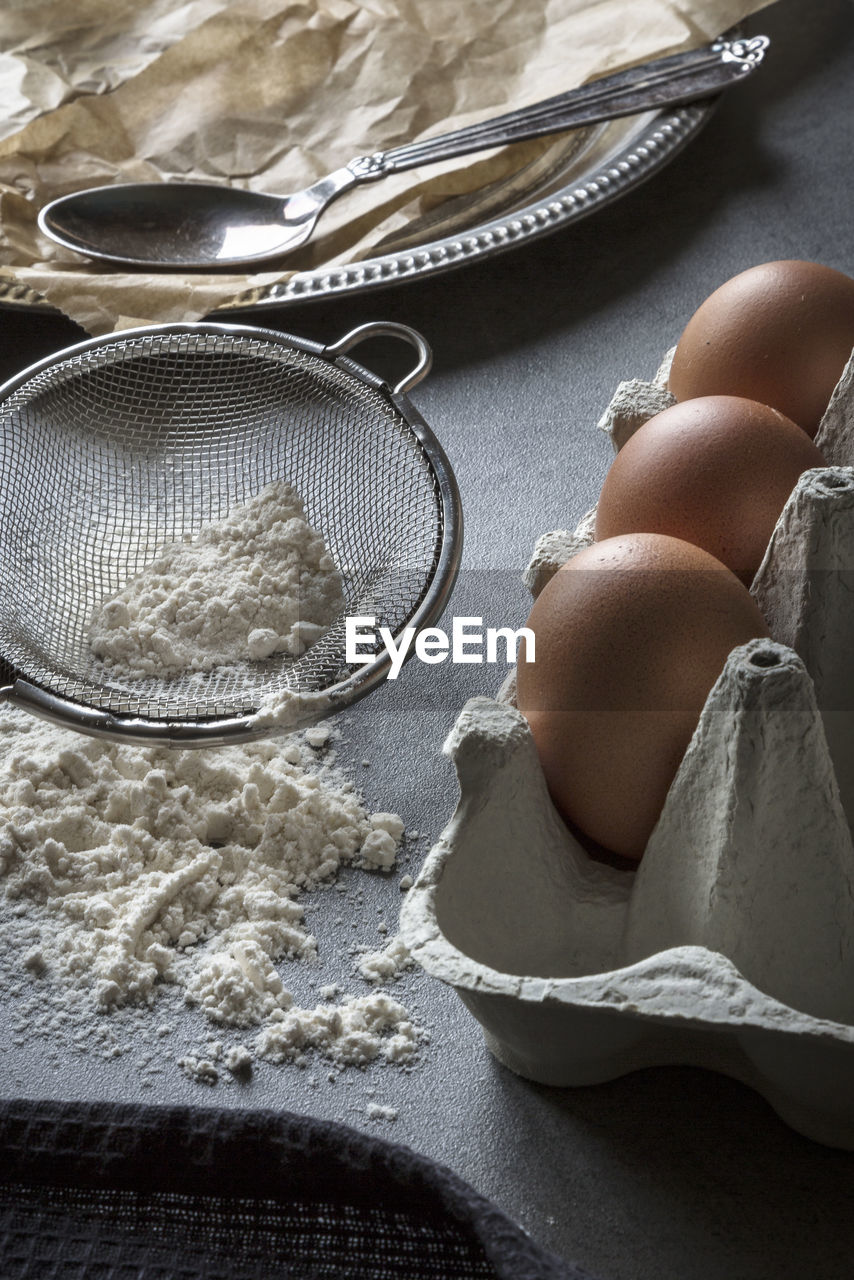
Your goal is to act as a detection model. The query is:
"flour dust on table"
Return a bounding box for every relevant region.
[0,706,423,1089]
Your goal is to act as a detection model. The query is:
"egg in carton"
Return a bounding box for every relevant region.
[400,347,854,1149]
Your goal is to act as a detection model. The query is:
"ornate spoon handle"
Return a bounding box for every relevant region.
[344,36,769,182]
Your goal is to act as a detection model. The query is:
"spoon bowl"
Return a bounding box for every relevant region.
[39,182,309,270]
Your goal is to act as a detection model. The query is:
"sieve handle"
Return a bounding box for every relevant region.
[324,322,432,395]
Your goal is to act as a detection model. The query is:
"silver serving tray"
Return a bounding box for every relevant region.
[0,102,711,315]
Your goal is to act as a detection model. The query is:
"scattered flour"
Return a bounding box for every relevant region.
[89,480,344,677]
[0,705,422,1081]
[225,1044,253,1076]
[366,1103,398,1122]
[253,687,334,732]
[359,814,405,870]
[358,936,414,984]
[305,724,332,750]
[178,1054,219,1085]
[254,991,418,1066]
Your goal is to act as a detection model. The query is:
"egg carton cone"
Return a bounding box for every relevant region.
[400,347,854,1148]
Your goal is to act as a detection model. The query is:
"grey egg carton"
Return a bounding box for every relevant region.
[400,349,854,1149]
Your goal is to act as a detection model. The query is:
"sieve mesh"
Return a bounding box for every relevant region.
[0,328,446,725]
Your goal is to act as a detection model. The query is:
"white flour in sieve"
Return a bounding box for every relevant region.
[0,706,421,1084]
[89,479,345,676]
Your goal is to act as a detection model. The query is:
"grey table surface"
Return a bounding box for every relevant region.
[3,2,854,1278]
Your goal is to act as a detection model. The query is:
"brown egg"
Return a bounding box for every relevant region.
[668,260,854,437]
[515,534,770,861]
[594,395,826,584]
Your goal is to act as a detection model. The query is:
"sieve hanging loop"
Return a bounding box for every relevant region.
[323,322,432,395]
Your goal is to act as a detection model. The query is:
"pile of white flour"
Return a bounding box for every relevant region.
[89,480,344,676]
[0,705,420,1082]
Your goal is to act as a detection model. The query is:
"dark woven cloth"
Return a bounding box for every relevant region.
[0,1099,598,1280]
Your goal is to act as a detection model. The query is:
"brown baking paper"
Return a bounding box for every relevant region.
[0,0,774,335]
[0,1,231,141]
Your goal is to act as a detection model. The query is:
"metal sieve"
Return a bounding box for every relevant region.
[0,320,461,746]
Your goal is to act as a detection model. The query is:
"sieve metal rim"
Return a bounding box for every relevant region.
[0,319,462,746]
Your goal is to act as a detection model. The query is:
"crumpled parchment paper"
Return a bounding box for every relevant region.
[0,0,773,334]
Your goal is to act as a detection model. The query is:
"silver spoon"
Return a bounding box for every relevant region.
[38,35,769,271]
